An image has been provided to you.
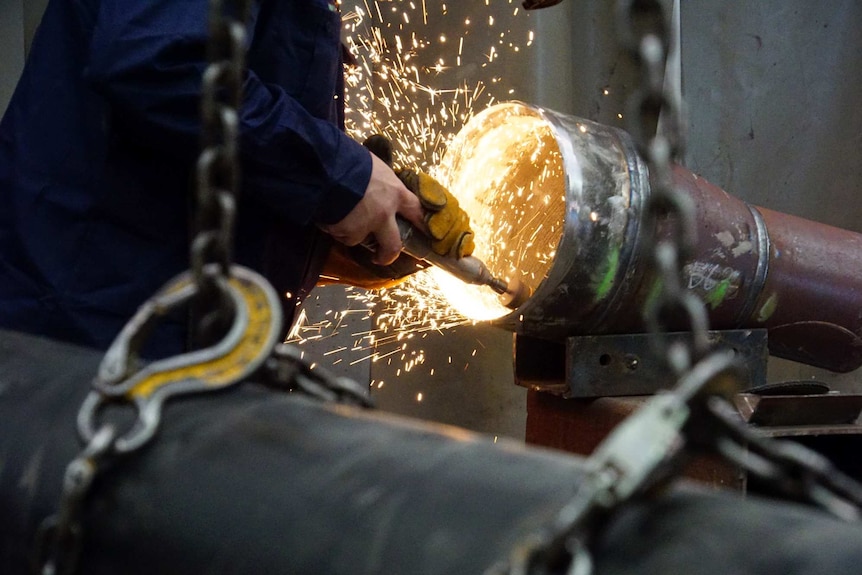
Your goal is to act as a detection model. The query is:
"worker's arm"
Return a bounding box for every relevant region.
[83,0,420,262]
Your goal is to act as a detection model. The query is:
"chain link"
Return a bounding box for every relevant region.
[263,344,375,408]
[614,2,862,522]
[489,4,722,574]
[616,0,709,375]
[34,427,117,575]
[197,0,249,275]
[696,397,862,521]
[490,4,862,575]
[192,0,252,345]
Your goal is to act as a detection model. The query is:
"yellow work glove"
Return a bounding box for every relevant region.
[396,169,476,259]
[319,135,476,291]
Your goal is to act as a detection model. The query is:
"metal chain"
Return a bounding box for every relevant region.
[197,0,250,277]
[490,3,733,574]
[617,0,709,376]
[614,0,862,524]
[263,344,375,408]
[34,427,116,575]
[487,5,711,573]
[615,0,862,517]
[35,4,377,567]
[696,397,862,521]
[191,0,252,345]
[34,3,251,574]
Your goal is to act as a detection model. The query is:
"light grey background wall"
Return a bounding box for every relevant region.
[682,1,862,230]
[1,0,26,117]
[1,0,49,115]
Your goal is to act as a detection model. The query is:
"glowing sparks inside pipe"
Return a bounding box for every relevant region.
[432,104,565,320]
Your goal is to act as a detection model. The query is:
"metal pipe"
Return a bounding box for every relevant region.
[4,329,862,574]
[754,206,862,372]
[468,103,862,372]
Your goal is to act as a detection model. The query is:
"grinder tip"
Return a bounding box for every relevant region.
[499,276,531,309]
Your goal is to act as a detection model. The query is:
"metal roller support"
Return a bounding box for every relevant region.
[479,103,862,372]
[3,329,862,574]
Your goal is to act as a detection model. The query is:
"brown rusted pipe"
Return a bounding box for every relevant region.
[749,207,862,372]
[664,167,862,372]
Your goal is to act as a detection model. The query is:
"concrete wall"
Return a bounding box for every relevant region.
[1,0,48,115]
[0,0,26,117]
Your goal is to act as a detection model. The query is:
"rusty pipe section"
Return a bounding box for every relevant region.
[481,103,862,372]
[662,169,862,372]
[751,206,862,371]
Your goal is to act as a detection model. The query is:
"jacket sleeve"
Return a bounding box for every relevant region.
[84,0,369,226]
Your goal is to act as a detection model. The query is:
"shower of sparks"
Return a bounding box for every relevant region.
[291,1,550,389]
[340,0,534,170]
[287,275,471,378]
[434,103,565,320]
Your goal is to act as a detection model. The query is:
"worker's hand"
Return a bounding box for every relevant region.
[397,169,475,259]
[360,134,475,259]
[321,152,424,266]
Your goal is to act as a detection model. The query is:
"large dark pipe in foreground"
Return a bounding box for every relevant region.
[450,103,862,372]
[3,329,862,574]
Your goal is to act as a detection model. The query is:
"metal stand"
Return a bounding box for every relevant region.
[517,330,862,490]
[515,329,768,398]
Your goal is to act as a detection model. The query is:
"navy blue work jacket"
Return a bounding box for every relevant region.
[0,0,371,355]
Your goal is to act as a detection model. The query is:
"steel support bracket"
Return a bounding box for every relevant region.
[514,329,768,398]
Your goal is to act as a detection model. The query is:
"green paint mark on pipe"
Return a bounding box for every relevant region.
[704,278,731,310]
[644,277,663,313]
[756,293,778,323]
[594,249,620,302]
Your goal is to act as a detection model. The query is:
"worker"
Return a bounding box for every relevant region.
[0,0,473,356]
